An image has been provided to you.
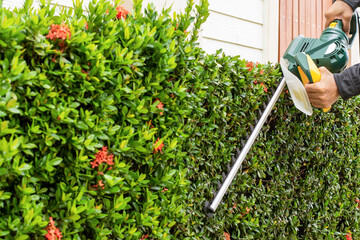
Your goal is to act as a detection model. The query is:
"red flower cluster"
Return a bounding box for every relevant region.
[46,23,71,41]
[346,232,353,240]
[246,61,254,71]
[92,180,105,190]
[253,81,268,92]
[223,231,230,240]
[155,98,164,115]
[45,217,62,240]
[140,234,149,240]
[355,199,360,209]
[240,207,251,218]
[260,82,268,92]
[116,6,129,19]
[153,138,164,154]
[90,146,114,169]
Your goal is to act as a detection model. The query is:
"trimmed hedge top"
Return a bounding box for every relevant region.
[1,0,360,239]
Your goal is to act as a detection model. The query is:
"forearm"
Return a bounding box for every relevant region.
[334,63,360,99]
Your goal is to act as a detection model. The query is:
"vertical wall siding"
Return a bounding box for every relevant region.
[279,0,333,58]
[203,0,264,62]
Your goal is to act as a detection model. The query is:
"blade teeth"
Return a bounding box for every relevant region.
[250,124,254,132]
[213,190,218,198]
[254,118,258,124]
[263,102,267,109]
[217,181,222,189]
[267,95,270,102]
[227,164,231,173]
[207,212,215,217]
[222,172,226,181]
[258,109,263,116]
[231,156,236,164]
[237,148,241,155]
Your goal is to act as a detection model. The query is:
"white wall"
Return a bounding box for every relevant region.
[141,0,278,63]
[2,0,26,9]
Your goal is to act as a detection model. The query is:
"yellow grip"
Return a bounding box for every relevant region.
[298,55,331,112]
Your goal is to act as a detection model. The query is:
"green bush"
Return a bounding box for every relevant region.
[1,0,360,239]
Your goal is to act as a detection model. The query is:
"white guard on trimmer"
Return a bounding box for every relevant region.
[280,58,313,116]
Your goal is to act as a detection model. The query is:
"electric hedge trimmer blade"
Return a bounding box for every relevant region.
[205,78,286,214]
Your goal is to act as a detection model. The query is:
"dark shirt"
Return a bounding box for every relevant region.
[333,0,360,99]
[340,0,360,11]
[334,64,360,99]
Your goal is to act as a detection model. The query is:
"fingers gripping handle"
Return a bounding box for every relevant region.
[294,53,331,112]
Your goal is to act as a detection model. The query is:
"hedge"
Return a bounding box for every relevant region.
[1,0,360,239]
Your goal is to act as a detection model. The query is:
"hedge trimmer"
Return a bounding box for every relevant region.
[205,12,360,215]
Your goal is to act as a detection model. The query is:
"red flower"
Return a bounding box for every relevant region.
[45,217,62,240]
[240,207,251,218]
[355,199,360,209]
[246,61,254,71]
[223,231,230,240]
[260,69,264,75]
[153,138,164,154]
[155,99,164,110]
[92,180,105,190]
[116,6,129,19]
[90,146,114,169]
[155,98,164,115]
[346,232,353,240]
[162,187,168,192]
[140,234,149,240]
[147,120,154,128]
[46,23,71,41]
[85,21,89,30]
[260,82,268,92]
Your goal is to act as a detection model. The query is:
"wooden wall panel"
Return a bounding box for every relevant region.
[292,0,299,37]
[279,0,333,58]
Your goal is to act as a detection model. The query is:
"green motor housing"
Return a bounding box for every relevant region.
[282,12,359,79]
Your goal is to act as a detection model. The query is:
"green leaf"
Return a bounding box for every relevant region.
[124,27,130,40]
[15,235,29,240]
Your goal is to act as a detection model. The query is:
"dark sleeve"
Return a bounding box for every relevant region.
[337,0,360,11]
[334,63,360,100]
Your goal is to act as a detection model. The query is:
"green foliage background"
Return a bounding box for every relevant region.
[1,0,360,239]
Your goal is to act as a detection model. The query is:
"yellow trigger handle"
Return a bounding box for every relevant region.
[297,55,331,112]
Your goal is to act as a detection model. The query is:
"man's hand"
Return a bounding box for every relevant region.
[325,0,354,34]
[304,67,340,109]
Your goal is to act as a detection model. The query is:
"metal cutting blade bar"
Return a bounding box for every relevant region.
[206,77,286,213]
